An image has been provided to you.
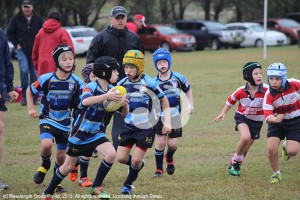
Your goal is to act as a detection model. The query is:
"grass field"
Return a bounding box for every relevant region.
[1,45,300,200]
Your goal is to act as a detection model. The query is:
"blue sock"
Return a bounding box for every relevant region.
[155,149,164,170]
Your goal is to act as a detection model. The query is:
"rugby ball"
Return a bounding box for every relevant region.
[103,86,127,112]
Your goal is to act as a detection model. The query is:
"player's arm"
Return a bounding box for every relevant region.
[120,96,129,116]
[185,88,194,114]
[160,96,171,134]
[213,104,231,122]
[82,87,122,106]
[26,87,39,118]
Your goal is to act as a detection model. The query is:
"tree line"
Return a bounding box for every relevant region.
[0,0,299,30]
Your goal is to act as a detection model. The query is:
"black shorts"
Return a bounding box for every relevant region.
[39,124,69,145]
[0,101,7,112]
[267,116,300,142]
[66,137,110,157]
[118,126,155,149]
[234,113,263,140]
[154,119,182,138]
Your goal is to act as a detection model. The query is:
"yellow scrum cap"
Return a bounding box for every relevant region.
[123,50,145,76]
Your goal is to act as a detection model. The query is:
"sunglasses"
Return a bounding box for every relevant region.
[23,5,32,9]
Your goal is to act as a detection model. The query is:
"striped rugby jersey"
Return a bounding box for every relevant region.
[153,71,190,117]
[118,74,164,129]
[30,72,84,131]
[69,80,113,145]
[226,83,269,121]
[263,78,300,121]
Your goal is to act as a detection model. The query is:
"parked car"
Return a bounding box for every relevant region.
[257,18,300,45]
[137,24,196,52]
[63,26,98,55]
[225,22,287,47]
[173,20,244,50]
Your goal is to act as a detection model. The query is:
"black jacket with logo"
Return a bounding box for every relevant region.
[86,25,144,79]
[6,11,43,55]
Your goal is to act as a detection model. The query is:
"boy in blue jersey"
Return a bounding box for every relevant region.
[152,48,194,177]
[42,56,124,199]
[116,50,171,195]
[68,64,96,187]
[26,44,84,193]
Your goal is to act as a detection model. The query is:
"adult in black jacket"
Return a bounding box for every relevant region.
[86,6,144,149]
[0,28,19,190]
[86,6,144,80]
[6,0,43,106]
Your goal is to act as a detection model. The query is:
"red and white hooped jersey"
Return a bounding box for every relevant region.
[263,78,300,121]
[226,83,269,121]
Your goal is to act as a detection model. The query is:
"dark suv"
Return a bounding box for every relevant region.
[173,20,244,50]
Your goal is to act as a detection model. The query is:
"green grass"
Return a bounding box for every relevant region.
[2,45,300,199]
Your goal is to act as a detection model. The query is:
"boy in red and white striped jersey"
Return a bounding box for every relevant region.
[214,62,268,176]
[263,62,300,184]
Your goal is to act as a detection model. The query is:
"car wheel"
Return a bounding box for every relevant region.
[161,42,171,52]
[211,38,220,50]
[255,39,263,47]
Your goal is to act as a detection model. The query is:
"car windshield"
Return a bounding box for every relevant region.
[156,26,181,34]
[278,19,300,27]
[204,21,225,30]
[69,30,98,37]
[249,24,264,32]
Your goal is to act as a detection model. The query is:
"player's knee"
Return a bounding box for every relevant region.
[42,142,53,151]
[117,155,127,164]
[131,157,142,167]
[105,151,116,163]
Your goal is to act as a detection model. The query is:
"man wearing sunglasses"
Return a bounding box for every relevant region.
[6,0,43,106]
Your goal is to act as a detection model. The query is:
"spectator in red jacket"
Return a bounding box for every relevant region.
[126,14,146,34]
[32,9,74,77]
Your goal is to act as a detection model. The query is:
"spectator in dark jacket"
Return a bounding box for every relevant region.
[86,6,144,149]
[86,6,144,79]
[6,0,43,106]
[32,9,74,77]
[0,28,19,190]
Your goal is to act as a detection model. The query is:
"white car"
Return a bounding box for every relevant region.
[225,22,287,47]
[64,26,98,55]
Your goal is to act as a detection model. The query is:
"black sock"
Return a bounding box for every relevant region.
[92,160,113,187]
[166,147,177,162]
[75,158,80,167]
[155,149,164,170]
[41,154,51,170]
[44,169,66,195]
[124,161,144,186]
[125,154,132,166]
[53,162,59,175]
[79,157,90,178]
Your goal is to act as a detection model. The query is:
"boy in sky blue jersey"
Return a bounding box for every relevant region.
[116,50,171,195]
[152,48,194,177]
[26,44,84,193]
[42,56,125,199]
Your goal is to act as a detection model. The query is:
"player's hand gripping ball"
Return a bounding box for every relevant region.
[103,86,127,112]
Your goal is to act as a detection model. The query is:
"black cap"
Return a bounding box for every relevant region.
[110,6,127,18]
[22,0,33,6]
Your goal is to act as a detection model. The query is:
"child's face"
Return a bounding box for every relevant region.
[59,52,74,72]
[89,71,97,83]
[252,68,263,85]
[268,76,282,90]
[109,69,119,83]
[124,65,138,80]
[156,59,169,73]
